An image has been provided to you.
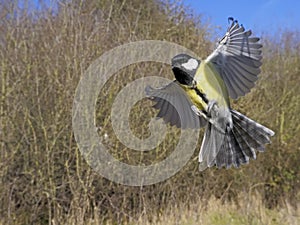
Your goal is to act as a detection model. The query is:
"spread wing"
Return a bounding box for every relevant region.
[205,18,262,99]
[145,81,206,129]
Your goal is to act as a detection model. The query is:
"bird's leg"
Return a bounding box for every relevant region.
[191,101,218,120]
[191,103,226,134]
[191,100,217,118]
[191,105,208,119]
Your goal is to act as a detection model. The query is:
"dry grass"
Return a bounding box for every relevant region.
[8,193,295,225]
[132,194,300,225]
[0,0,300,224]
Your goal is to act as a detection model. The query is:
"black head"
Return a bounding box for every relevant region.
[171,54,200,86]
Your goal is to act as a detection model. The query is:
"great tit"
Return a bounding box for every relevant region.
[146,18,275,170]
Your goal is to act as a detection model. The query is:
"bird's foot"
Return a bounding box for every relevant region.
[191,104,225,134]
[191,105,208,119]
[207,100,219,117]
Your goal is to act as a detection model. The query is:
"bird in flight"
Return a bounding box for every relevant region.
[146,18,275,170]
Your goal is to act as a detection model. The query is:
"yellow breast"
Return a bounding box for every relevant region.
[195,61,230,108]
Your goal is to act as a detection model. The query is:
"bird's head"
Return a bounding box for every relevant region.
[171,54,200,87]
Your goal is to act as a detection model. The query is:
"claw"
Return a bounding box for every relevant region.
[207,100,219,117]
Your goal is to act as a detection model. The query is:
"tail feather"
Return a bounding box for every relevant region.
[232,123,257,158]
[215,129,249,168]
[219,110,274,168]
[228,127,250,168]
[200,109,275,169]
[231,110,274,147]
[215,135,230,168]
[233,118,267,152]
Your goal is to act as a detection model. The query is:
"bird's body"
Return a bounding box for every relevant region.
[181,60,230,110]
[146,18,275,170]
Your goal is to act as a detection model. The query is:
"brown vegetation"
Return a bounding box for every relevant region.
[0,0,299,224]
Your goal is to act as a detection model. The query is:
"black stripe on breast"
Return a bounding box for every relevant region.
[193,87,209,104]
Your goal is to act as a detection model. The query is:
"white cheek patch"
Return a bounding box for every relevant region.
[182,58,198,71]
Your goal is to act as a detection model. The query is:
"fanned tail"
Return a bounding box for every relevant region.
[199,110,275,170]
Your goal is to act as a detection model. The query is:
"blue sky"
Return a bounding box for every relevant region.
[182,0,300,37]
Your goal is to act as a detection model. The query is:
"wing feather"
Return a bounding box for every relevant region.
[145,81,206,129]
[206,18,263,99]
